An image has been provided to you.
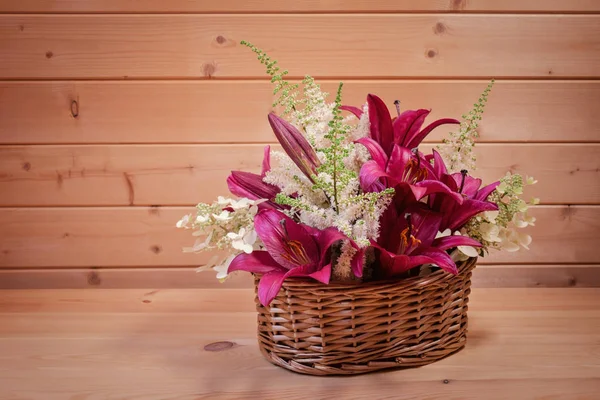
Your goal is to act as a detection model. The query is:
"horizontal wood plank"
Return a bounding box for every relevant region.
[1,15,599,78]
[1,265,599,289]
[0,143,597,206]
[1,0,599,13]
[0,206,597,268]
[2,288,600,313]
[1,81,598,144]
[0,288,599,399]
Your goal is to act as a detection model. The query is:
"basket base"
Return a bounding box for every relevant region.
[259,333,468,376]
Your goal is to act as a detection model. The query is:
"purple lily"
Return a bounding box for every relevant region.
[357,140,463,205]
[372,206,481,278]
[227,145,285,210]
[268,113,321,182]
[428,150,500,231]
[228,209,360,306]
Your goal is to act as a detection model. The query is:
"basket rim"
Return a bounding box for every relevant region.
[253,257,476,291]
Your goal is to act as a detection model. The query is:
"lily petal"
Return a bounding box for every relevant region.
[394,109,429,147]
[307,263,332,284]
[227,251,284,275]
[448,199,499,231]
[412,248,459,275]
[340,105,363,119]
[226,171,282,209]
[476,181,500,201]
[432,235,482,251]
[412,180,464,204]
[311,227,349,267]
[355,137,388,166]
[452,174,482,198]
[405,118,460,149]
[367,94,394,154]
[431,150,448,178]
[386,145,413,180]
[257,270,288,306]
[260,145,271,177]
[359,160,390,192]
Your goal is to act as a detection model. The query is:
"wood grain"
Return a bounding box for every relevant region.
[1,265,599,289]
[1,0,599,13]
[0,206,597,268]
[1,81,598,144]
[0,288,599,399]
[1,15,599,78]
[0,143,596,206]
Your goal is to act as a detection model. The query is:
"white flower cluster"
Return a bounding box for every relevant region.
[465,173,539,253]
[265,86,392,249]
[176,196,263,280]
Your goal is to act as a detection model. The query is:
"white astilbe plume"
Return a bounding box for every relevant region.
[332,240,358,281]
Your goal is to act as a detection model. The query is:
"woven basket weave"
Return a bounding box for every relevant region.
[253,257,476,375]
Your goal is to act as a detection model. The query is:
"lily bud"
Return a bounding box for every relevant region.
[268,113,321,182]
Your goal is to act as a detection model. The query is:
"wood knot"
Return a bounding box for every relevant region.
[22,162,31,171]
[142,299,152,304]
[202,62,217,78]
[62,232,70,238]
[70,100,79,118]
[87,271,101,286]
[426,49,438,58]
[433,22,446,35]
[567,276,577,287]
[19,24,24,31]
[150,245,162,254]
[45,51,53,59]
[215,35,227,45]
[560,206,576,220]
[149,205,161,215]
[451,0,466,10]
[204,341,235,352]
[443,379,450,384]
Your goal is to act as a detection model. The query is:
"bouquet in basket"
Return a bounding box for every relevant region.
[177,42,538,307]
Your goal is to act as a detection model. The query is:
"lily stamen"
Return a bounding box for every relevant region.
[412,147,420,169]
[279,219,290,240]
[459,169,468,193]
[405,213,413,238]
[394,100,401,117]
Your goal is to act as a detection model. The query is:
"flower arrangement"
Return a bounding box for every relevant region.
[178,42,537,307]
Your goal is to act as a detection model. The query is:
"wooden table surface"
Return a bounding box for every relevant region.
[1,288,599,400]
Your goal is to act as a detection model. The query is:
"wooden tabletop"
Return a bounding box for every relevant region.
[1,288,599,400]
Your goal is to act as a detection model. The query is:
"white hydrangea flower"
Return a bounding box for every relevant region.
[226,227,257,254]
[196,214,209,224]
[176,214,191,228]
[526,176,538,185]
[212,210,232,221]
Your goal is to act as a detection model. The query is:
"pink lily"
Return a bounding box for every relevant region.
[268,113,321,182]
[227,145,285,210]
[357,140,463,205]
[428,150,500,231]
[372,206,482,278]
[345,94,459,156]
[228,209,360,306]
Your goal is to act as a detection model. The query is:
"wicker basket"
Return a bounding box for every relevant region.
[253,257,476,375]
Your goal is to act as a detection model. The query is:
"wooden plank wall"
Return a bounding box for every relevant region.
[0,1,599,289]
